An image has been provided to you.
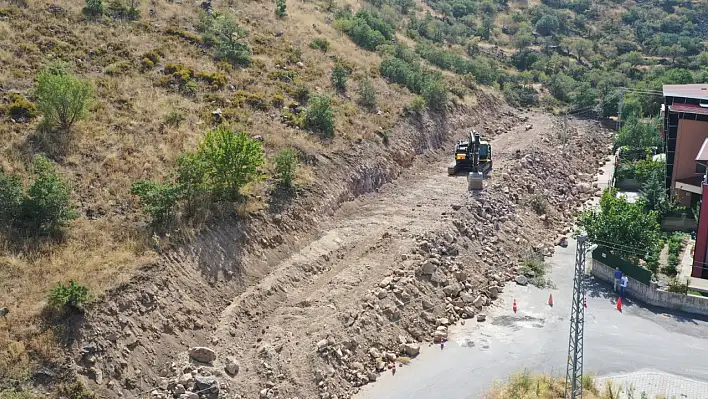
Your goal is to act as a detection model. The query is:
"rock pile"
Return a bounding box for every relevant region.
[310,118,612,398]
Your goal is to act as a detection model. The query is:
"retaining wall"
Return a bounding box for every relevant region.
[591,259,708,317]
[660,215,698,232]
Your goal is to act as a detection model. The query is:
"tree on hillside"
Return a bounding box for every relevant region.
[35,61,93,132]
[640,169,667,213]
[535,14,559,36]
[196,127,265,201]
[578,188,660,261]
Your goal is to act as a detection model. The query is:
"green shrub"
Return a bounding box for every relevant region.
[164,109,185,127]
[4,93,37,120]
[271,94,285,108]
[212,13,252,66]
[104,60,133,76]
[195,71,227,90]
[82,0,104,18]
[275,0,286,17]
[106,0,139,20]
[663,253,679,276]
[404,96,425,114]
[337,10,394,51]
[196,127,265,201]
[166,27,201,44]
[358,79,377,111]
[0,389,39,399]
[309,38,330,52]
[503,84,538,108]
[130,180,181,225]
[58,382,96,399]
[331,63,350,93]
[422,80,448,112]
[0,168,24,230]
[273,148,299,187]
[268,69,297,82]
[20,155,78,236]
[289,84,310,104]
[35,62,93,131]
[666,277,689,294]
[140,57,155,71]
[48,280,90,312]
[305,94,335,137]
[142,49,163,64]
[235,90,269,111]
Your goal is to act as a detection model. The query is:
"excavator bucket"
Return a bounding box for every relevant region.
[467,171,484,190]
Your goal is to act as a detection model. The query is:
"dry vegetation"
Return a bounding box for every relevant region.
[0,0,413,385]
[485,371,671,399]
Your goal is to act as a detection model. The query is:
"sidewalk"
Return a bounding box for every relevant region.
[596,370,708,399]
[678,240,708,294]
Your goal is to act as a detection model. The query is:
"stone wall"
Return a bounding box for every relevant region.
[591,259,708,317]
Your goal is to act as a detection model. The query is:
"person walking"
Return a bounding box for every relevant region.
[620,273,629,298]
[613,267,622,292]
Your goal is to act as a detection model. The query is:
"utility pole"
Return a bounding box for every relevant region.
[617,88,625,131]
[565,234,587,399]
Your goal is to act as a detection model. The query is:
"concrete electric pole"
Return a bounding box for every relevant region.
[565,234,587,398]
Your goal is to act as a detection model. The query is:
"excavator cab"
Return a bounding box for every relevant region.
[448,131,493,190]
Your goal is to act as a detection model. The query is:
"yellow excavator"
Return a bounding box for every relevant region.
[447,131,492,190]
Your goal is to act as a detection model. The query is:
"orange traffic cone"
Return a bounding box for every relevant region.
[440,342,444,350]
[513,298,518,313]
[548,294,554,307]
[616,297,622,312]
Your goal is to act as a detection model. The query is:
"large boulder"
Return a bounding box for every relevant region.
[515,275,529,286]
[194,375,219,394]
[443,282,462,297]
[402,343,420,357]
[188,347,216,364]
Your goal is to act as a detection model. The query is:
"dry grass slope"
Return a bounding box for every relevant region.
[0,0,414,384]
[485,371,672,399]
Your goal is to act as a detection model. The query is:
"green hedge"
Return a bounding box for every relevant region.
[592,246,652,286]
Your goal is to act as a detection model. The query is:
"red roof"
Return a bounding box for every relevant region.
[669,103,708,116]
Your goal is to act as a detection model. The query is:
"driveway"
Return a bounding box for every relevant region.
[356,237,708,399]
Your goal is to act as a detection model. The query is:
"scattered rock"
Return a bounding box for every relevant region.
[515,275,529,286]
[477,313,487,322]
[194,375,219,394]
[442,282,462,297]
[420,260,436,275]
[350,362,365,372]
[188,347,216,364]
[317,339,329,352]
[472,295,485,308]
[368,347,381,359]
[225,357,240,376]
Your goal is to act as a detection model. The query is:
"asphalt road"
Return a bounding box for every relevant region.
[356,237,708,399]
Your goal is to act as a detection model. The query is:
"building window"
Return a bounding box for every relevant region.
[697,162,707,175]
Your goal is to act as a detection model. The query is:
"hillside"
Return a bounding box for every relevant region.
[0,0,704,396]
